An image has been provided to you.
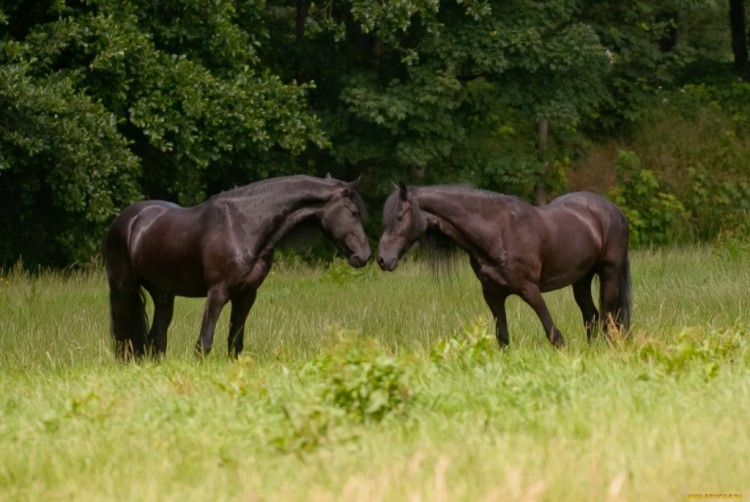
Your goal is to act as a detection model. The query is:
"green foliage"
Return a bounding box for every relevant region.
[614,82,750,244]
[607,150,686,246]
[578,1,691,132]
[282,0,611,196]
[0,61,141,266]
[430,317,497,364]
[683,167,750,241]
[318,336,411,424]
[272,401,347,454]
[0,0,326,267]
[634,326,749,381]
[0,0,746,267]
[272,333,412,454]
[712,227,750,261]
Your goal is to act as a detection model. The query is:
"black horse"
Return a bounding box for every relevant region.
[105,175,371,360]
[377,183,631,347]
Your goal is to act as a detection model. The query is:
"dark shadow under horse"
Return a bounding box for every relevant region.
[377,183,631,347]
[105,175,371,360]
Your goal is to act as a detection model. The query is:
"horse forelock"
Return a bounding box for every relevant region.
[382,189,404,229]
[346,186,368,221]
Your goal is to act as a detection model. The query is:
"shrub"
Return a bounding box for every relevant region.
[634,326,749,380]
[607,150,686,246]
[430,317,498,364]
[319,337,411,424]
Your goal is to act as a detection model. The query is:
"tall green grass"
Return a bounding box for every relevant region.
[1,246,749,500]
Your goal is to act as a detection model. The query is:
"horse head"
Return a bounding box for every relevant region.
[320,178,371,268]
[377,182,427,271]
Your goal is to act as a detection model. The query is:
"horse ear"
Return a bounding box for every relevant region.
[398,181,409,200]
[325,172,332,179]
[342,177,359,195]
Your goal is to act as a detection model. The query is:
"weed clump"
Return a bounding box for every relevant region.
[273,333,412,454]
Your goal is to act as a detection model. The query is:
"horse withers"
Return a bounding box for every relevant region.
[105,175,371,360]
[377,183,631,348]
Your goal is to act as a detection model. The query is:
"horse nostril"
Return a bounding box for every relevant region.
[377,255,385,267]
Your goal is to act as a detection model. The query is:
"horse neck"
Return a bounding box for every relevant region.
[416,188,502,251]
[254,187,333,252]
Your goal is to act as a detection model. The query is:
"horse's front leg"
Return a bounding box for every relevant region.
[481,284,510,347]
[518,283,564,348]
[195,287,230,357]
[228,290,257,358]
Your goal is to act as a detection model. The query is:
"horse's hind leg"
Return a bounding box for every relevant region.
[228,290,257,358]
[598,262,628,341]
[573,271,600,343]
[147,290,174,357]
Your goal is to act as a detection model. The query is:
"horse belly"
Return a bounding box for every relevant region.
[134,248,209,297]
[539,265,594,291]
[538,246,599,292]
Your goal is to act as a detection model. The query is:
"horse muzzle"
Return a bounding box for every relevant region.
[348,251,371,268]
[376,254,399,271]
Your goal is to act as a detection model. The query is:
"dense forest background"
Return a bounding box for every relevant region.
[1,0,749,268]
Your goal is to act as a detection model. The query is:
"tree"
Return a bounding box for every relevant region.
[0,0,327,267]
[0,60,141,266]
[266,0,610,201]
[729,0,748,76]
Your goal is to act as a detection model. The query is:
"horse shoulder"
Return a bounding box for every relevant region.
[199,200,278,281]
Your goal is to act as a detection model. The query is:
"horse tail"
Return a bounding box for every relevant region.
[617,250,632,332]
[109,286,148,360]
[105,220,148,361]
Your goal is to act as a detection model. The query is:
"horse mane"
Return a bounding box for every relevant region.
[382,184,461,276]
[423,225,460,277]
[216,175,367,218]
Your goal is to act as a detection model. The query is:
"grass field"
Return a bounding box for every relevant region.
[1,245,749,501]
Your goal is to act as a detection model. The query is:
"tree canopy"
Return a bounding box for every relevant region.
[0,0,746,267]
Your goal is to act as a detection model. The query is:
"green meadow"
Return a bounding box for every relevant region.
[1,245,749,501]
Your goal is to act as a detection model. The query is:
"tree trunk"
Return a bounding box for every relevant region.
[534,118,548,206]
[730,0,748,76]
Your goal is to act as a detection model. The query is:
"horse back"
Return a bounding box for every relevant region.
[544,192,628,257]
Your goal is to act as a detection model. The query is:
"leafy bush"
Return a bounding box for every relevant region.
[634,326,749,380]
[272,334,412,454]
[272,402,347,455]
[607,150,686,246]
[683,167,750,242]
[320,337,411,424]
[430,317,498,364]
